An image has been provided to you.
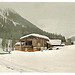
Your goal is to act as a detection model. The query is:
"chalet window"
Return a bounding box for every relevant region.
[21,41,25,45]
[26,41,32,45]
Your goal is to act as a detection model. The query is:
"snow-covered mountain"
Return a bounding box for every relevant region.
[0,8,44,40]
[0,8,65,42]
[69,34,75,41]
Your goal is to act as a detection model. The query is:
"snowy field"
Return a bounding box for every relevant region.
[0,45,75,72]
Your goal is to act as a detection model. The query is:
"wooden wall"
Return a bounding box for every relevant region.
[14,45,21,50]
[65,42,73,45]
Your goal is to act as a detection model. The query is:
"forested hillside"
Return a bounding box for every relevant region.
[0,8,66,49]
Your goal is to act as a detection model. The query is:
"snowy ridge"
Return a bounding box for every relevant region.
[69,34,75,38]
[20,33,50,40]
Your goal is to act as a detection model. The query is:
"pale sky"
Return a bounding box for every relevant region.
[0,2,75,38]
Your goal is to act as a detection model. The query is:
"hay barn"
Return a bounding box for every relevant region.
[14,34,50,52]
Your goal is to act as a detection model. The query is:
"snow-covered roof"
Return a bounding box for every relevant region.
[20,33,50,40]
[49,39,61,45]
[15,42,20,45]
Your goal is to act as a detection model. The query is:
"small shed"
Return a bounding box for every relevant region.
[65,42,73,45]
[14,33,50,52]
[49,39,62,46]
[14,42,21,50]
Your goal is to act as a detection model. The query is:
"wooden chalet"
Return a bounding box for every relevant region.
[14,34,50,52]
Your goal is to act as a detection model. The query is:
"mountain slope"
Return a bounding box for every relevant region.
[0,8,43,39]
[68,35,75,41]
[0,8,65,42]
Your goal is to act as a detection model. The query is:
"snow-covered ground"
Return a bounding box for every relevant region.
[0,45,75,72]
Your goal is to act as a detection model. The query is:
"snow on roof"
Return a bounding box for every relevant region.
[49,39,61,45]
[15,42,20,45]
[20,33,50,40]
